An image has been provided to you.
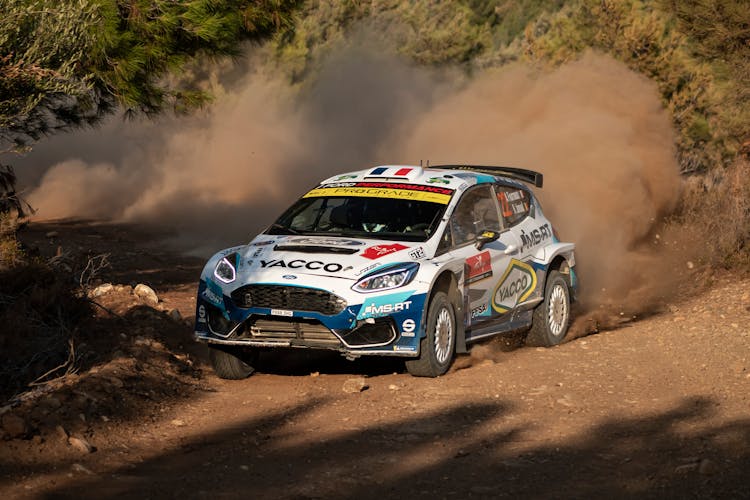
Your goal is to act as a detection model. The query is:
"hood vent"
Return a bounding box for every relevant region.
[273,244,359,254]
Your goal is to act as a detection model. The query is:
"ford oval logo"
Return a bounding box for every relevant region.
[282,274,297,280]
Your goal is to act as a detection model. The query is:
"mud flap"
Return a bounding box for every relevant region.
[450,273,468,354]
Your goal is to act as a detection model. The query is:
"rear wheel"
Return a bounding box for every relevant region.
[405,291,456,377]
[526,270,571,347]
[208,345,258,379]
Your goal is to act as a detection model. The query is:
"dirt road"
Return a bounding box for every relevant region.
[1,221,749,499]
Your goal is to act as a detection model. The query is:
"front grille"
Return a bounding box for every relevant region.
[231,285,347,315]
[239,317,341,347]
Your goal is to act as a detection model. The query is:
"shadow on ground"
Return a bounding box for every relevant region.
[19,396,750,499]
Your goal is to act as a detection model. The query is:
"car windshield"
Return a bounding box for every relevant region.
[267,196,448,242]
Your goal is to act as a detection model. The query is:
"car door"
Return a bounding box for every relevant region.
[434,184,519,338]
[489,183,542,316]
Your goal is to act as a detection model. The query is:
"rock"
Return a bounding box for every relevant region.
[699,458,718,475]
[108,376,124,388]
[675,463,698,474]
[388,384,400,391]
[133,284,159,306]
[168,309,182,321]
[1,413,27,439]
[55,425,69,441]
[39,396,62,410]
[686,261,694,269]
[32,435,43,445]
[68,436,95,454]
[91,283,114,297]
[170,419,186,427]
[45,231,59,238]
[342,377,368,393]
[310,372,320,377]
[71,463,95,475]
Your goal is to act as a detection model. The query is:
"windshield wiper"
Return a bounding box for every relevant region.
[269,223,301,235]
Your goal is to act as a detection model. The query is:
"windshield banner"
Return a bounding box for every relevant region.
[304,182,454,205]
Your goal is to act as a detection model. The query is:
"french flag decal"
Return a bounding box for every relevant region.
[369,167,413,176]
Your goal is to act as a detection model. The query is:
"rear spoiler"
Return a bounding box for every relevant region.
[429,165,543,188]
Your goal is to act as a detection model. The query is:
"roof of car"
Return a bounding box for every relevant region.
[318,165,539,191]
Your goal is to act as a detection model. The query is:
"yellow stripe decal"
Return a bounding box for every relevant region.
[303,187,451,205]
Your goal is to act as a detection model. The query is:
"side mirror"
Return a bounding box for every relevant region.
[475,230,500,249]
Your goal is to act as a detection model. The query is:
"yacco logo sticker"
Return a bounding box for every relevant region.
[492,259,537,314]
[361,244,408,260]
[466,251,492,284]
[260,259,343,273]
[357,291,414,319]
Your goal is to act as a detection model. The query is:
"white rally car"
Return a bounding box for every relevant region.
[194,165,577,378]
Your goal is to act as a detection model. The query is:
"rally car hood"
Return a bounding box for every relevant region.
[218,234,428,284]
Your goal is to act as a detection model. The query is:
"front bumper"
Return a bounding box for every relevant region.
[194,279,426,357]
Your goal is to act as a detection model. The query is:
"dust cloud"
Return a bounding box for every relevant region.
[21,48,685,327]
[22,49,438,254]
[385,52,685,333]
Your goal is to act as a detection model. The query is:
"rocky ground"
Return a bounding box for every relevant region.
[0,220,748,499]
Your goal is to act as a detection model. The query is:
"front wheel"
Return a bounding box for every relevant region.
[526,270,571,347]
[405,291,456,377]
[208,345,258,380]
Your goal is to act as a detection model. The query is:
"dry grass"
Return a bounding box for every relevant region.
[671,159,750,271]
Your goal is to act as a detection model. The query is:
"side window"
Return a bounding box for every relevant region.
[449,185,502,247]
[496,185,530,227]
[436,225,452,255]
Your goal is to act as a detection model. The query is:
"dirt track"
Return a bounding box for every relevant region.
[1,221,749,499]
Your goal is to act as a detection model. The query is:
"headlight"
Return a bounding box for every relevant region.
[353,263,419,293]
[214,253,237,283]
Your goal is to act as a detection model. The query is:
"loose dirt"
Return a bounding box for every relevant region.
[1,220,748,499]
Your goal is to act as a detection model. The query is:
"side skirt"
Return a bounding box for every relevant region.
[466,309,534,343]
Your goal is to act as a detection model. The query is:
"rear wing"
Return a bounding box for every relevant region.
[429,164,543,188]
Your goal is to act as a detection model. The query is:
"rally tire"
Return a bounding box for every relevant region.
[208,345,258,380]
[527,270,571,347]
[405,291,456,377]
